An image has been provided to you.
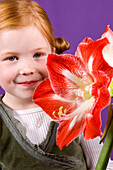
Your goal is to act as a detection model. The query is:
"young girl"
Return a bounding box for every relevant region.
[0,0,112,170]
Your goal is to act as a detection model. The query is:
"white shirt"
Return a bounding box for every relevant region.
[13,107,52,145]
[79,134,113,170]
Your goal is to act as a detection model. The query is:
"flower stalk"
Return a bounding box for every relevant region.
[95,104,113,170]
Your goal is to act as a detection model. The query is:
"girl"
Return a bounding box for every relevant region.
[0,0,112,169]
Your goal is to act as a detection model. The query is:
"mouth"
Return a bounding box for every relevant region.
[17,80,38,87]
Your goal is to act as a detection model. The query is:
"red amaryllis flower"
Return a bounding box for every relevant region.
[33,26,113,150]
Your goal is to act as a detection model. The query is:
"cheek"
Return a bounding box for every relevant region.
[0,75,10,86]
[38,60,49,78]
[0,68,14,86]
[42,66,48,78]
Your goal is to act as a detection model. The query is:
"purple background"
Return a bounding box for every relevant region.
[0,0,113,159]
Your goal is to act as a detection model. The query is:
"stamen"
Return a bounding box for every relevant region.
[64,109,67,113]
[52,106,67,119]
[58,106,63,116]
[59,106,63,110]
[52,111,55,115]
[58,111,62,116]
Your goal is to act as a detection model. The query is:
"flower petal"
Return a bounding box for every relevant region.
[91,70,110,98]
[84,85,111,140]
[56,116,86,150]
[102,26,113,68]
[102,44,113,67]
[76,33,113,80]
[102,25,113,44]
[33,78,73,120]
[84,70,111,139]
[47,54,91,99]
[56,97,94,149]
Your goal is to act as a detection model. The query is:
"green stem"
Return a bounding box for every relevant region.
[95,118,113,170]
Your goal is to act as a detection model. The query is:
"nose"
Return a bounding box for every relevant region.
[19,60,36,76]
[20,69,35,75]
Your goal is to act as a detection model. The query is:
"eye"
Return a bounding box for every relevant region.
[8,56,18,61]
[33,53,42,58]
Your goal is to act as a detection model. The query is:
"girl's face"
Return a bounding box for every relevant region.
[0,25,51,109]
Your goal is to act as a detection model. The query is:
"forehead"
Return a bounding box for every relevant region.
[0,25,51,52]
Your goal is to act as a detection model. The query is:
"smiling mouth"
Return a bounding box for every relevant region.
[17,80,38,87]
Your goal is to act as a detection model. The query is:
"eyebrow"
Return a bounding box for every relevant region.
[1,47,49,56]
[0,51,19,56]
[31,47,49,52]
